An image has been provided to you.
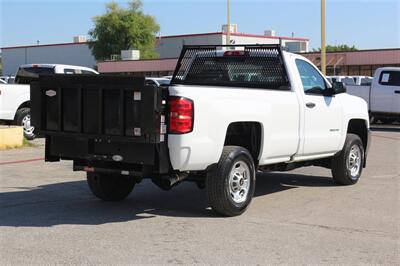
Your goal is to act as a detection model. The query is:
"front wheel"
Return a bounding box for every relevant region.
[87,172,135,201]
[15,107,35,140]
[331,134,364,185]
[206,146,256,216]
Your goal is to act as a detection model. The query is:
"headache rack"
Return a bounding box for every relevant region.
[171,44,291,90]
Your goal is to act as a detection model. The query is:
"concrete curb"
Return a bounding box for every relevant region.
[0,126,24,150]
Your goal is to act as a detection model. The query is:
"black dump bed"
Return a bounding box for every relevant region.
[31,75,170,176]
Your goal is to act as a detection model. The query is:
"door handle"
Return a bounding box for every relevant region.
[395,90,400,94]
[306,102,316,108]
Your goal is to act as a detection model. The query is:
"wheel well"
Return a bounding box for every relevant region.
[17,101,30,110]
[14,101,30,120]
[347,119,368,151]
[224,122,262,164]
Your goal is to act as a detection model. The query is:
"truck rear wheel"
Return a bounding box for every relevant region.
[15,107,36,140]
[331,134,364,185]
[206,146,256,216]
[87,172,135,201]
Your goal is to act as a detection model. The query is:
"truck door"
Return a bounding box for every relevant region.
[371,70,400,114]
[295,59,343,155]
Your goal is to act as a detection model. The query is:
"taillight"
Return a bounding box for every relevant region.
[169,96,193,134]
[223,50,248,57]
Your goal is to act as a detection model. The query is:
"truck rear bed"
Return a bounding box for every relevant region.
[31,75,170,176]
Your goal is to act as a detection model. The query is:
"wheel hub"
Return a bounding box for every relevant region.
[228,161,250,204]
[22,115,34,135]
[347,144,361,178]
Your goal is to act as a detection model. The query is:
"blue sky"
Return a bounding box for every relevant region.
[1,0,399,50]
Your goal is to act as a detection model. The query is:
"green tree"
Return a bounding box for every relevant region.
[88,0,160,60]
[312,44,358,52]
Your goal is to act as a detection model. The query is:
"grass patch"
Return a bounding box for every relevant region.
[0,138,36,150]
[22,138,35,147]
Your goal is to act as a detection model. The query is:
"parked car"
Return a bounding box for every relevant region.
[328,75,357,86]
[352,76,373,86]
[369,67,400,123]
[145,77,171,87]
[31,45,370,216]
[342,68,400,123]
[0,64,98,139]
[0,76,15,84]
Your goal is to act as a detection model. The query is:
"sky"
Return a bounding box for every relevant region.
[0,0,399,50]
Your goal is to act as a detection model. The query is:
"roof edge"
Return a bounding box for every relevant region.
[2,41,91,50]
[300,47,400,54]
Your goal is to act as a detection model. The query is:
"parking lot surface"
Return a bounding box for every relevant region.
[0,127,399,265]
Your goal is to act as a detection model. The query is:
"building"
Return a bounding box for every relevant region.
[156,30,309,58]
[1,27,309,76]
[99,48,400,77]
[1,37,97,76]
[302,48,400,76]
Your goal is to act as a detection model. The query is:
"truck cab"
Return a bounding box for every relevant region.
[369,67,400,123]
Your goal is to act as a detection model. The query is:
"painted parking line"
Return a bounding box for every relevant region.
[0,158,44,166]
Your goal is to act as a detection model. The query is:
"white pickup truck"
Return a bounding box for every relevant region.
[31,45,370,216]
[341,68,400,123]
[0,64,98,139]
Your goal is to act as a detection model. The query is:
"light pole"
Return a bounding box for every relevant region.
[321,0,326,75]
[227,0,231,45]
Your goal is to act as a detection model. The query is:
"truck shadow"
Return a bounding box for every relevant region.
[0,172,334,227]
[370,125,400,132]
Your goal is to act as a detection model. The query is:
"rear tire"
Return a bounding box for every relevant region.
[331,134,364,185]
[206,146,256,217]
[15,107,36,140]
[87,172,135,201]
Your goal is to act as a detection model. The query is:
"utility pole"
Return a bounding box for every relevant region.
[321,0,326,75]
[227,0,231,45]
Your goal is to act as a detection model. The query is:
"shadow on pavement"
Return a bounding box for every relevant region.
[370,125,400,132]
[0,172,334,227]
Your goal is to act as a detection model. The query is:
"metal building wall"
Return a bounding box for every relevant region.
[156,34,223,58]
[2,43,96,75]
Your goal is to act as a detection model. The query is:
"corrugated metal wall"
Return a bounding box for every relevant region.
[2,43,96,75]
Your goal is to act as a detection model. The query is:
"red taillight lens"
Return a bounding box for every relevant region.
[223,50,248,57]
[169,96,193,134]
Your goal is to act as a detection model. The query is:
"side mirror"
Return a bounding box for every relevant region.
[332,81,347,94]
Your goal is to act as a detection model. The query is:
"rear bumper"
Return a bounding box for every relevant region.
[45,135,171,176]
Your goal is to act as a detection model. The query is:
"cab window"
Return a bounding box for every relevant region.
[360,78,372,86]
[81,70,96,75]
[145,80,157,87]
[342,77,356,86]
[64,69,76,74]
[379,71,400,86]
[295,59,327,95]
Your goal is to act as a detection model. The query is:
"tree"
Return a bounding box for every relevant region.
[312,44,358,52]
[88,0,160,60]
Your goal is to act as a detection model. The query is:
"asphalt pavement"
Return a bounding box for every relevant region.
[0,127,399,265]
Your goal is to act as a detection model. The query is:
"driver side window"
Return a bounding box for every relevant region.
[296,59,327,95]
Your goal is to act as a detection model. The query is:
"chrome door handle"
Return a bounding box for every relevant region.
[306,102,316,108]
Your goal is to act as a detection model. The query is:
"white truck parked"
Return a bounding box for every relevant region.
[31,45,370,216]
[0,64,98,139]
[341,68,400,123]
[352,76,373,86]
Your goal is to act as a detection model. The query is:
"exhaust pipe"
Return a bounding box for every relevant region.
[152,172,189,190]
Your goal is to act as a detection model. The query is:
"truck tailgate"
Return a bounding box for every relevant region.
[31,75,169,175]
